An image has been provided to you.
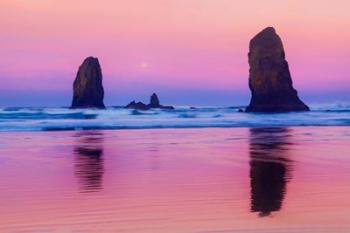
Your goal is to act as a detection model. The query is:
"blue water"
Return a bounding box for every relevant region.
[0,104,349,131]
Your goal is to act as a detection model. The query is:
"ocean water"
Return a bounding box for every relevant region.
[0,103,349,131]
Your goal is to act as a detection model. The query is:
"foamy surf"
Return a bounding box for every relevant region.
[0,104,349,131]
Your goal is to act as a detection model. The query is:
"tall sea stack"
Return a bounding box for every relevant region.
[245,27,309,112]
[71,57,105,109]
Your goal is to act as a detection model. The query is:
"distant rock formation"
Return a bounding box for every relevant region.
[148,93,174,109]
[125,101,150,110]
[71,57,105,109]
[124,93,174,110]
[245,27,309,112]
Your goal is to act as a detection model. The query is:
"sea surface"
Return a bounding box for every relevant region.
[0,127,350,232]
[0,103,349,131]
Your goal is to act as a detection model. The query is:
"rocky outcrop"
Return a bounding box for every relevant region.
[245,27,309,112]
[71,57,105,109]
[124,93,174,110]
[125,101,150,110]
[148,93,174,109]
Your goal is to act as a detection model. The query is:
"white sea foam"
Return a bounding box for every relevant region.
[0,104,349,131]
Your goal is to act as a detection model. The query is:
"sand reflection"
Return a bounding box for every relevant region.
[249,127,293,217]
[73,131,105,193]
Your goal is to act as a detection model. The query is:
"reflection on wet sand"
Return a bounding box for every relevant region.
[74,131,104,193]
[249,128,293,217]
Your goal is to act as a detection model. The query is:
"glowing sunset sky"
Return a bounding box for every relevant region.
[0,0,349,106]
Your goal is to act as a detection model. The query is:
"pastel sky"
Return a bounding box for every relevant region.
[0,0,349,106]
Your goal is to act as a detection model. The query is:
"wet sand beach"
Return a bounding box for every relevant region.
[0,127,349,232]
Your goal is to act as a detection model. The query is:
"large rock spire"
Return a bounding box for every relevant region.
[71,57,105,109]
[245,27,309,112]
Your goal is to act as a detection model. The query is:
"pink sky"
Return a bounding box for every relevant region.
[0,0,349,106]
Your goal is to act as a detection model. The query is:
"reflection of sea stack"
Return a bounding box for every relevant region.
[246,27,309,112]
[249,128,293,217]
[125,93,174,110]
[74,131,104,192]
[71,57,105,109]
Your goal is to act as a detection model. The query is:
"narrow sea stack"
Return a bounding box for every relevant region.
[71,57,105,109]
[245,27,309,112]
[149,93,161,108]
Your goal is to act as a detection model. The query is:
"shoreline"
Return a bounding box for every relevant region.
[1,124,350,134]
[0,124,349,134]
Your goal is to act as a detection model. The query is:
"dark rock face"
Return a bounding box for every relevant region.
[125,101,150,110]
[124,93,174,110]
[246,27,309,112]
[71,57,105,109]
